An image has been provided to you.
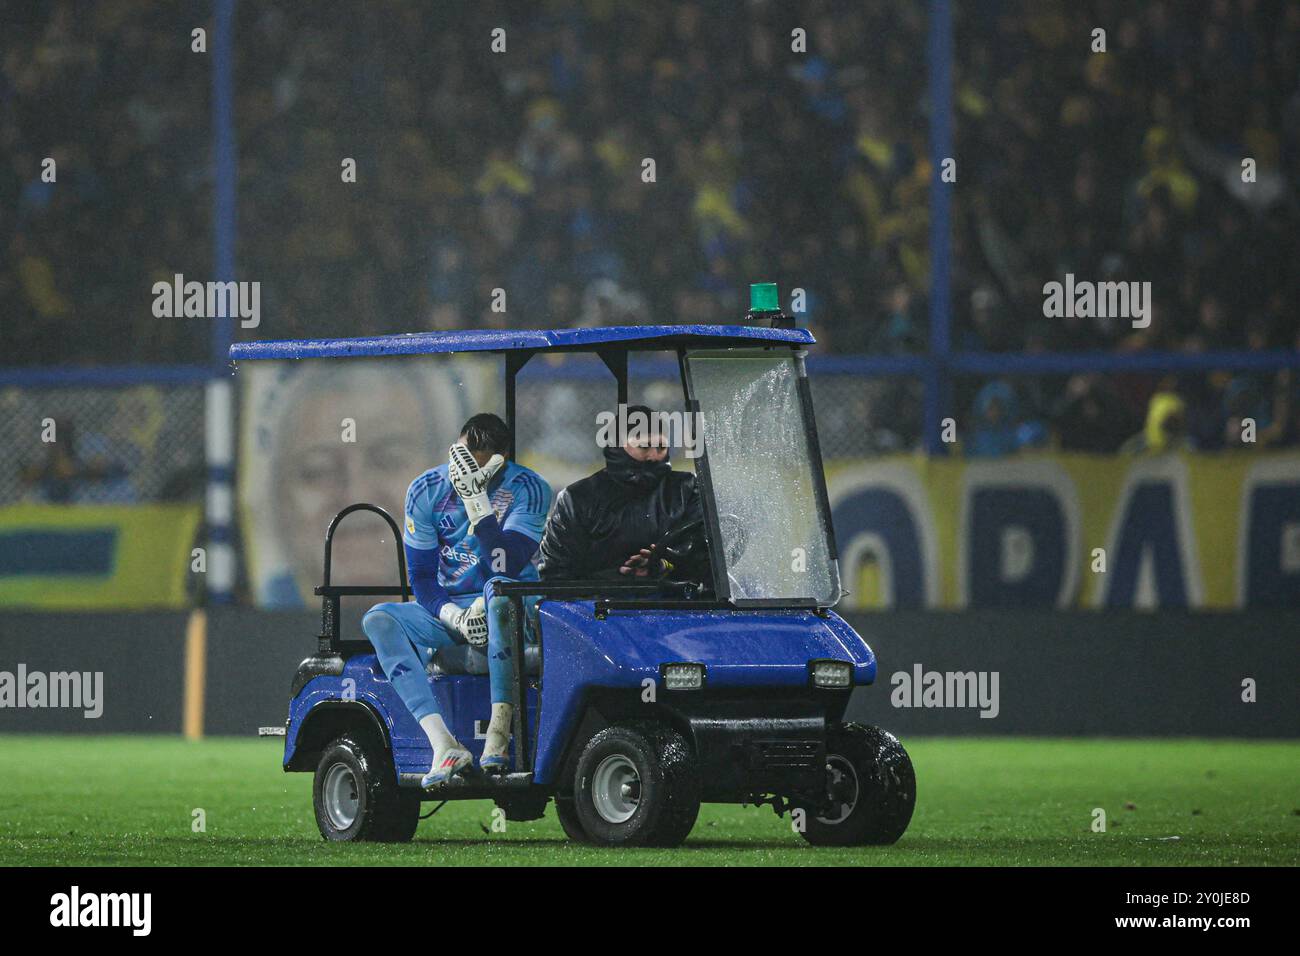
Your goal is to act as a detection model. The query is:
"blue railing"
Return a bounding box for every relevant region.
[0,365,211,387]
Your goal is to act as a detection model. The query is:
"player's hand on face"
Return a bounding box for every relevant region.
[449,443,504,492]
[448,443,505,531]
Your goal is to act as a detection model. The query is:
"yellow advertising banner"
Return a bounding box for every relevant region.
[826,452,1300,610]
[0,504,201,609]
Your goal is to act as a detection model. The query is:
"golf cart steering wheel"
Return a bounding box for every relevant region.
[656,513,748,567]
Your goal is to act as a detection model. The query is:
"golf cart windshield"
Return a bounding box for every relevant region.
[684,349,840,606]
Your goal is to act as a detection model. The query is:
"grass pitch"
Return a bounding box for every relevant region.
[0,735,1295,866]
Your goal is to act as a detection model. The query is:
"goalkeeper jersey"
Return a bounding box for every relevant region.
[402,461,551,596]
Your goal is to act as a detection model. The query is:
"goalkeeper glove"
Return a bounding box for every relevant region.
[439,596,488,646]
[448,442,505,532]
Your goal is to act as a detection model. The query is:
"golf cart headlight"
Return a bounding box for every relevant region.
[811,660,852,689]
[661,662,705,690]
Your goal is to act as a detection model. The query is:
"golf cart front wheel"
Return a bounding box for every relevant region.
[312,734,420,843]
[798,724,915,846]
[573,722,700,847]
[554,797,590,843]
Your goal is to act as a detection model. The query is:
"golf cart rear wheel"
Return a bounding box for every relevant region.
[573,722,700,847]
[312,734,420,843]
[798,724,915,847]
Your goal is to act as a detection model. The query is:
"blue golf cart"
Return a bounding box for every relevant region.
[231,288,915,847]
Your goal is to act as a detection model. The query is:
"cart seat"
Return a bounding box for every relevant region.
[430,643,541,677]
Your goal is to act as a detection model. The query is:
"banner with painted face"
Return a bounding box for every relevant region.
[237,356,496,608]
[827,452,1300,610]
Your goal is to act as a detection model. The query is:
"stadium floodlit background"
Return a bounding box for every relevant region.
[1,0,1297,865]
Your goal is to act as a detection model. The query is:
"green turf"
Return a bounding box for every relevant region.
[0,735,1295,866]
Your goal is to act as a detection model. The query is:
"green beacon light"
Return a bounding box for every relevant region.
[747,281,793,329]
[749,282,780,313]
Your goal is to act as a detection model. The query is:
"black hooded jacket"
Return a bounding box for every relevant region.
[537,446,703,580]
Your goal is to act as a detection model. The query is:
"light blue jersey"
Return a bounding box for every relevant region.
[402,461,552,596]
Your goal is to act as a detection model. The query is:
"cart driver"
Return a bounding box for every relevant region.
[537,405,709,583]
[362,413,552,788]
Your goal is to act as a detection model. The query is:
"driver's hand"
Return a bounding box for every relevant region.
[619,546,666,577]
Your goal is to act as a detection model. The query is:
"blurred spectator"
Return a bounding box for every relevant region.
[1053,375,1133,452]
[1121,391,1196,454]
[20,421,137,504]
[965,380,1047,457]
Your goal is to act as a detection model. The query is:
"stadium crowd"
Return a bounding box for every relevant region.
[951,0,1300,452]
[2,0,1297,453]
[1,1,211,367]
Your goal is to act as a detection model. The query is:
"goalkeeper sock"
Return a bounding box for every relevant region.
[418,713,460,757]
[482,703,513,759]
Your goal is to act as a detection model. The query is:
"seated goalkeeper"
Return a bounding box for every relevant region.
[362,413,551,788]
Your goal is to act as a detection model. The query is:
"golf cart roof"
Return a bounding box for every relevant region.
[229,324,813,362]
